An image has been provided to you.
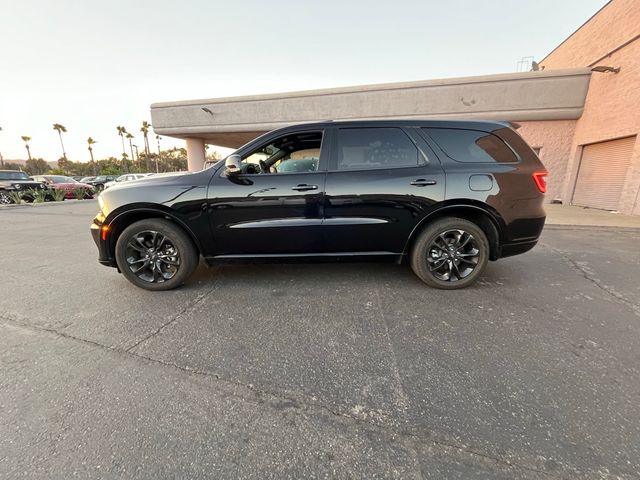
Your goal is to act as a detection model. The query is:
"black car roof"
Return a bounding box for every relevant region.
[273,118,513,132]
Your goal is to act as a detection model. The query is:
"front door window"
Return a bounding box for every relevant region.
[240,131,322,174]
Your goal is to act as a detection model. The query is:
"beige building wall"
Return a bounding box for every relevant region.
[517,120,576,202]
[540,0,640,214]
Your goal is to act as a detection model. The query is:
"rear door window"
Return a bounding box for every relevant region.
[425,128,518,163]
[336,127,420,170]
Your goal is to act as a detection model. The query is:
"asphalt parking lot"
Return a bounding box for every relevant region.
[1,201,639,479]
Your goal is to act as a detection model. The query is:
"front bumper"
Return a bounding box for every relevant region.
[90,219,117,267]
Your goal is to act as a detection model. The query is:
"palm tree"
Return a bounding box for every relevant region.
[87,137,97,175]
[126,133,135,167]
[140,121,151,171]
[53,123,67,159]
[21,136,32,161]
[87,137,96,162]
[116,126,129,173]
[116,126,127,156]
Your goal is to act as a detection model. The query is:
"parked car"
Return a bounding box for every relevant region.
[85,175,118,191]
[0,170,49,204]
[91,119,547,291]
[80,176,96,184]
[103,173,150,189]
[32,175,95,199]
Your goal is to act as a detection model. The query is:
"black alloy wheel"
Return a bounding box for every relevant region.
[426,229,481,281]
[115,218,198,291]
[411,217,489,289]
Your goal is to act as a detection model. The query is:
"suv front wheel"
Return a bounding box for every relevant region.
[410,217,489,289]
[115,218,199,291]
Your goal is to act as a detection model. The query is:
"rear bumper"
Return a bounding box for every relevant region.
[498,239,538,259]
[498,213,545,259]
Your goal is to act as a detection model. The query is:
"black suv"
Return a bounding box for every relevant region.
[91,120,547,291]
[0,170,49,204]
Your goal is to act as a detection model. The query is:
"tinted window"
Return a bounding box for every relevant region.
[425,128,518,163]
[337,128,419,170]
[0,171,30,180]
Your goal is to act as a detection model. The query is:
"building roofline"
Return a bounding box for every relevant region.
[540,1,612,64]
[151,69,590,108]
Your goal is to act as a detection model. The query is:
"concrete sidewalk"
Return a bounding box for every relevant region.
[545,204,640,228]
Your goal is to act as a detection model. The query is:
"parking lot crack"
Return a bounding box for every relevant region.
[125,279,221,353]
[0,315,116,352]
[0,315,577,479]
[373,286,423,479]
[542,243,640,318]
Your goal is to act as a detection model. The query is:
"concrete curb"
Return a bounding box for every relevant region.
[0,199,98,210]
[545,224,640,232]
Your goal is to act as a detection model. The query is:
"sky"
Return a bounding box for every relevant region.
[0,0,608,162]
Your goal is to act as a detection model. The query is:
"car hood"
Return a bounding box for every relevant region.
[107,171,196,191]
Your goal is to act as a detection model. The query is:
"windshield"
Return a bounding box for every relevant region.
[0,171,30,180]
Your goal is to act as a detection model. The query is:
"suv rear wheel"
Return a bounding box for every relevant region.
[115,218,199,291]
[410,217,489,289]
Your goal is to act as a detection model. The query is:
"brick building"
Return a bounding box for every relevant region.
[518,0,640,214]
[152,0,640,215]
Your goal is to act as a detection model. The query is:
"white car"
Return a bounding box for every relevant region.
[104,174,150,189]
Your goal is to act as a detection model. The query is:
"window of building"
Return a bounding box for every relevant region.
[336,128,420,170]
[425,128,518,163]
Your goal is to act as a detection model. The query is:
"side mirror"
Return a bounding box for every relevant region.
[225,154,242,176]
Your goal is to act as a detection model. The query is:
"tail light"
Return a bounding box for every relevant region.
[532,171,548,193]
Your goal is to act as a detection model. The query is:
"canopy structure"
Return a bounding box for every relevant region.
[150,68,591,171]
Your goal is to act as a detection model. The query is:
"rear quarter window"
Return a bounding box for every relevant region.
[425,128,518,163]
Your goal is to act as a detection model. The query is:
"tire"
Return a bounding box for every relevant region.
[410,217,489,289]
[115,218,199,291]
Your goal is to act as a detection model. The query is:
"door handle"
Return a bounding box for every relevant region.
[292,184,318,191]
[410,179,437,187]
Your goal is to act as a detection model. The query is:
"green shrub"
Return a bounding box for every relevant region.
[8,191,24,204]
[72,187,87,200]
[29,188,48,203]
[51,189,66,201]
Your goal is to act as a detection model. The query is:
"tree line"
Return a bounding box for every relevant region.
[1,122,220,176]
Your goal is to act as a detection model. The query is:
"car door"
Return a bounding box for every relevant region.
[207,129,329,256]
[323,125,445,254]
